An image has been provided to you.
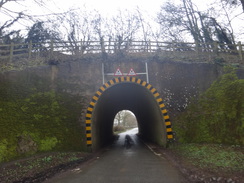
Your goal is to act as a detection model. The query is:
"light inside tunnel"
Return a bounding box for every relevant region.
[85,77,173,151]
[113,110,138,133]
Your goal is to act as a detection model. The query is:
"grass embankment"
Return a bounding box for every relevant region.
[170,144,244,173]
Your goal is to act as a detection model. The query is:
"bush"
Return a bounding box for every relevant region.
[0,139,8,162]
[175,67,244,145]
[113,125,126,132]
[39,137,58,151]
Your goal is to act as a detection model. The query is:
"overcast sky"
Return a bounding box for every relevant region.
[5,0,210,17]
[36,0,171,15]
[2,0,244,41]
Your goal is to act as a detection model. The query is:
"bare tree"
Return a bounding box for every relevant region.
[114,110,137,128]
[114,111,124,126]
[54,8,97,55]
[108,10,140,51]
[92,10,107,53]
[221,0,244,11]
[136,7,155,51]
[0,0,47,43]
[157,1,190,42]
[157,0,237,50]
[124,112,137,128]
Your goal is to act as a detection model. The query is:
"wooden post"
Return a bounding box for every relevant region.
[108,38,111,53]
[238,41,243,63]
[214,41,218,55]
[195,41,199,58]
[50,39,54,59]
[146,41,148,52]
[100,37,105,53]
[156,41,160,52]
[28,40,32,60]
[80,39,84,55]
[114,42,117,53]
[172,41,176,54]
[149,40,151,52]
[9,42,14,62]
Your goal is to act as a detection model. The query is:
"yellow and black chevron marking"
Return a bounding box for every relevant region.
[85,76,173,146]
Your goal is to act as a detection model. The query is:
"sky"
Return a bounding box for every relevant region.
[1,0,244,41]
[2,0,229,26]
[5,0,206,18]
[36,0,169,16]
[2,0,168,29]
[3,0,213,27]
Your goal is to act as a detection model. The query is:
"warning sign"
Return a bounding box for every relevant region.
[127,68,137,76]
[114,68,123,76]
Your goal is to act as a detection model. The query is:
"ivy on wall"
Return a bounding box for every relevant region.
[174,67,244,145]
[0,76,85,163]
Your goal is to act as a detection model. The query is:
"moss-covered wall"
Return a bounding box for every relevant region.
[0,60,103,162]
[0,71,87,162]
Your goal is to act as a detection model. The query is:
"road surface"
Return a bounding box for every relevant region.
[45,128,186,183]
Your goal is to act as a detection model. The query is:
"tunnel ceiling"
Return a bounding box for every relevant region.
[90,82,168,150]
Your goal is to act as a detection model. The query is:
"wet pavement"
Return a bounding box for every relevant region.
[45,128,186,183]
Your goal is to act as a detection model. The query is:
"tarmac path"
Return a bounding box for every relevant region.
[45,128,186,183]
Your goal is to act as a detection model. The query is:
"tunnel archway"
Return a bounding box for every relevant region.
[85,77,173,151]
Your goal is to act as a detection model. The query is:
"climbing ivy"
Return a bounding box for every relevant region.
[0,76,85,163]
[39,137,59,151]
[0,139,8,162]
[174,66,244,145]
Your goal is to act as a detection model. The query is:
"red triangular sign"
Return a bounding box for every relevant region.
[114,68,123,76]
[127,68,137,76]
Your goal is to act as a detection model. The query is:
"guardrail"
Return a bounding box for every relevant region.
[0,40,243,63]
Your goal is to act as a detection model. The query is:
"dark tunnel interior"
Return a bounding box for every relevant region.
[91,83,167,150]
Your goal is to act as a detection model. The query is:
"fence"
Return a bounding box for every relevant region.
[0,40,243,63]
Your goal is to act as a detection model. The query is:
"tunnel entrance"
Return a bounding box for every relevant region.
[85,77,173,151]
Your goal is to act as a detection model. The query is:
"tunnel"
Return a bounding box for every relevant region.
[85,77,173,151]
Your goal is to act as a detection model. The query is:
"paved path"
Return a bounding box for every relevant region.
[45,128,186,183]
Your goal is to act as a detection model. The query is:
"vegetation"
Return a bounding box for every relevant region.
[170,143,244,173]
[114,110,137,128]
[0,74,84,163]
[174,67,244,145]
[0,152,88,183]
[113,110,137,134]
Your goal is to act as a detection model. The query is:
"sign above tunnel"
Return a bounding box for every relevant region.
[114,68,123,76]
[127,68,137,76]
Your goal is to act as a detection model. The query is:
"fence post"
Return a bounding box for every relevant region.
[195,41,199,57]
[172,41,176,54]
[146,41,148,52]
[149,40,151,52]
[28,40,32,60]
[80,39,84,55]
[9,42,14,62]
[238,41,243,63]
[100,37,105,53]
[214,41,218,55]
[49,39,54,59]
